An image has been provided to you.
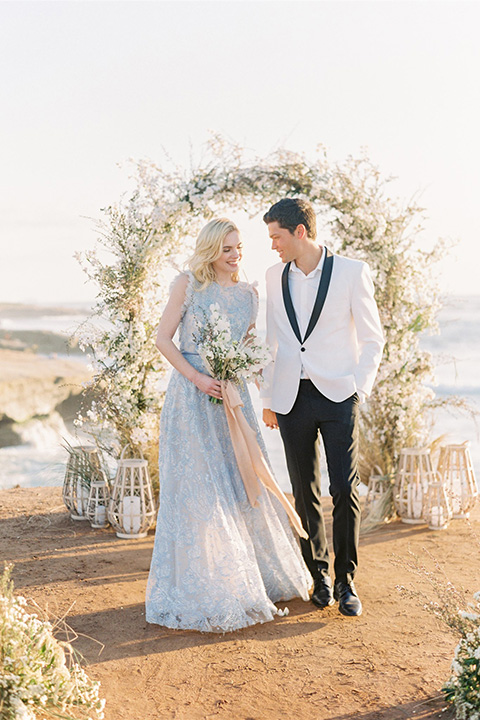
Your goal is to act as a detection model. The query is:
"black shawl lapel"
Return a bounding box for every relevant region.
[303,247,334,342]
[281,262,302,343]
[281,248,334,345]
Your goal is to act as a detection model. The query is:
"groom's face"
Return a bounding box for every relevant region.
[267,221,302,263]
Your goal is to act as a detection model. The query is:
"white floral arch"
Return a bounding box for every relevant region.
[75,136,453,488]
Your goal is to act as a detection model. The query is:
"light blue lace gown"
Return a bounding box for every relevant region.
[145,273,312,633]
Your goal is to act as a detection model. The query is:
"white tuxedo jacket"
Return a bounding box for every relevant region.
[260,250,384,414]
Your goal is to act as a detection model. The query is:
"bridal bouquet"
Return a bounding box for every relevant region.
[194,303,270,403]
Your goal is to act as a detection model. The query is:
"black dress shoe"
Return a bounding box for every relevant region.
[334,581,362,616]
[311,576,335,608]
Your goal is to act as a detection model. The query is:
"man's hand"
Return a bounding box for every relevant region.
[263,408,279,430]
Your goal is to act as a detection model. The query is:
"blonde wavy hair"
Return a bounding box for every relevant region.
[188,218,240,288]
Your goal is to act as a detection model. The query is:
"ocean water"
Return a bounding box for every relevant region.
[0,310,86,490]
[0,296,478,493]
[421,295,480,465]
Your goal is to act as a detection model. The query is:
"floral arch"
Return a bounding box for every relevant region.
[75,136,453,489]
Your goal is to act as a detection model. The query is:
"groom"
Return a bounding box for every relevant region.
[261,198,384,617]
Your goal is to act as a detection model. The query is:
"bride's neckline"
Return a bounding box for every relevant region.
[213,279,240,289]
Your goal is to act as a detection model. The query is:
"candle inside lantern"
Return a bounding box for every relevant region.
[429,505,444,528]
[95,505,106,525]
[122,495,141,534]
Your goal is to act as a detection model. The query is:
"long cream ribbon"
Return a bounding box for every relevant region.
[220,380,308,540]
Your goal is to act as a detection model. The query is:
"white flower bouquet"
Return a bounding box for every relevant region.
[194,303,270,404]
[0,564,105,720]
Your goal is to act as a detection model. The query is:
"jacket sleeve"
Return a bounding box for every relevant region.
[259,268,278,409]
[351,263,385,396]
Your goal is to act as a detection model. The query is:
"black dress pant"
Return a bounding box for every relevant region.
[276,380,361,584]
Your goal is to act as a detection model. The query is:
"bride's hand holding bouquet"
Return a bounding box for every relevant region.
[194,302,270,403]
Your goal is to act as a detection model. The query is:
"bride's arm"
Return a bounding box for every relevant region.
[155,274,222,400]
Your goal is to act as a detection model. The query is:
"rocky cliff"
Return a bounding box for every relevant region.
[0,350,91,447]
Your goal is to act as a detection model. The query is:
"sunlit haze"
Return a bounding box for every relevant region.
[1,1,479,304]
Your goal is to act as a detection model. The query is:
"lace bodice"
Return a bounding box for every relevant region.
[178,273,258,361]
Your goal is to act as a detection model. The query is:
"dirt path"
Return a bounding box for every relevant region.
[2,486,477,720]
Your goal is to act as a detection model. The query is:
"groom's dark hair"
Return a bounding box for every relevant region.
[263,198,317,240]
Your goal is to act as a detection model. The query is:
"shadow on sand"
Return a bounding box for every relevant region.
[329,695,454,720]
[66,600,327,664]
[3,507,328,665]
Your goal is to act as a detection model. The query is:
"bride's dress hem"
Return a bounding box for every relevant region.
[145,593,307,635]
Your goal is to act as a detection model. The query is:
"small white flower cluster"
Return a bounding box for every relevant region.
[0,565,105,720]
[443,591,480,719]
[195,303,270,388]
[129,413,159,451]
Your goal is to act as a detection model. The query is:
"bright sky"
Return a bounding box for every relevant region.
[1,0,479,304]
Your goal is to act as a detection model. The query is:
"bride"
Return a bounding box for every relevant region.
[145,218,312,633]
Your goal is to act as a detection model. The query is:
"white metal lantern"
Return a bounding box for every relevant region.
[86,479,110,528]
[437,442,478,519]
[63,445,106,520]
[423,479,452,530]
[108,446,156,539]
[395,447,436,524]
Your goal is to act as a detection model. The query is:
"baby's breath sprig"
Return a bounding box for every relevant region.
[0,564,105,720]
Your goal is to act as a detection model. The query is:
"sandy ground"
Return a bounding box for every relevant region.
[2,487,479,720]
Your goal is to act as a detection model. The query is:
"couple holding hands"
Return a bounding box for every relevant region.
[146,198,384,633]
